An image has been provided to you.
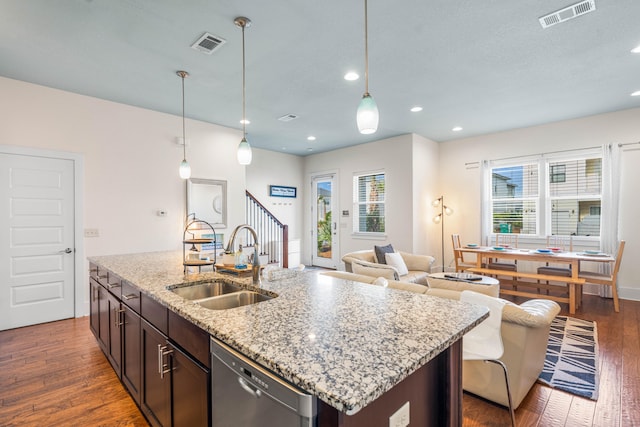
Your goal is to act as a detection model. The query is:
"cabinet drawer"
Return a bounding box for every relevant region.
[141,293,168,335]
[168,311,210,368]
[121,280,141,313]
[104,273,122,299]
[89,262,99,281]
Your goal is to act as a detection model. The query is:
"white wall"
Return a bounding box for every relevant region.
[412,134,441,264]
[439,108,640,299]
[0,76,305,313]
[304,134,440,268]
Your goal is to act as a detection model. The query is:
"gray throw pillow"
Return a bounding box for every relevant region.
[374,244,394,264]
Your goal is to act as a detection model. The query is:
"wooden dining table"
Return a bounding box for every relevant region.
[457,246,616,314]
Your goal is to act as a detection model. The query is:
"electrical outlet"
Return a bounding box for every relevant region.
[389,401,410,427]
[84,228,99,238]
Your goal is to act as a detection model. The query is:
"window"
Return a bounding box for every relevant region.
[550,164,566,183]
[485,149,602,238]
[353,171,385,234]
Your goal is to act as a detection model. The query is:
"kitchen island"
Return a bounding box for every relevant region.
[89,251,488,426]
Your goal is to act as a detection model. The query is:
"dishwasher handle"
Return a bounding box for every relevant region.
[238,376,262,398]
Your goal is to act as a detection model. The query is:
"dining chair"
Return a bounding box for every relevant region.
[578,240,625,313]
[451,234,476,272]
[488,233,518,272]
[537,236,574,293]
[461,290,516,427]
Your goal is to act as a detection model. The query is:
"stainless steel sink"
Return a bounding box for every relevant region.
[170,282,243,300]
[197,291,273,310]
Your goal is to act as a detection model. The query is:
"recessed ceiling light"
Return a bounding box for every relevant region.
[410,106,423,112]
[631,91,640,97]
[240,119,250,124]
[307,148,314,152]
[344,72,359,81]
[631,45,640,53]
[307,136,316,141]
[452,126,463,132]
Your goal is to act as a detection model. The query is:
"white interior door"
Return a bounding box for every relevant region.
[311,174,338,269]
[0,153,75,330]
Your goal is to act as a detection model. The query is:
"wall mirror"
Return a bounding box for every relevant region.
[187,178,227,228]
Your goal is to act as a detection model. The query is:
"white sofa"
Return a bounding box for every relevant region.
[321,270,561,409]
[341,249,434,285]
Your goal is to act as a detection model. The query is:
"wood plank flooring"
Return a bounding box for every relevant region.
[0,317,147,426]
[0,294,638,426]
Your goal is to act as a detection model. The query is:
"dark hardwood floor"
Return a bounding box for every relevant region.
[1,294,637,426]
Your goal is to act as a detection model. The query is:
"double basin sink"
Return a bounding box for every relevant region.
[170,281,274,310]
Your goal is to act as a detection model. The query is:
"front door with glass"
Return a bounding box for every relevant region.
[311,174,338,269]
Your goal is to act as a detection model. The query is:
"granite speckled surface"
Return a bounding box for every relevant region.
[89,251,488,415]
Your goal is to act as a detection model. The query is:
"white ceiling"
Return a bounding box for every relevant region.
[1,0,639,156]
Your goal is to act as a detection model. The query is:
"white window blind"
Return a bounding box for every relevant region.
[352,172,385,234]
[485,149,603,238]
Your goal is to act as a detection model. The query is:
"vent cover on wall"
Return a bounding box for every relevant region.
[539,0,596,29]
[191,32,226,54]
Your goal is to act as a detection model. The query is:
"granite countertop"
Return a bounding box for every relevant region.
[89,251,488,415]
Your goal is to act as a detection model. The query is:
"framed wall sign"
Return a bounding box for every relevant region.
[187,178,227,228]
[270,185,297,198]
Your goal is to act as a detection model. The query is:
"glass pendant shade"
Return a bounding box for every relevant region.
[179,159,191,179]
[237,137,252,165]
[357,93,379,134]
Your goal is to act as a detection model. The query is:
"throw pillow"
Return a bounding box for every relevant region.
[374,244,395,264]
[385,252,409,276]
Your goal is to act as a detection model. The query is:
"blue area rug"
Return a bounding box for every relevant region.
[538,316,599,400]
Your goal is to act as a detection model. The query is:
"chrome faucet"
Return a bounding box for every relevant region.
[224,224,261,285]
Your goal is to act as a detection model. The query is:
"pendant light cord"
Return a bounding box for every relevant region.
[364,0,369,95]
[241,24,247,138]
[181,73,186,158]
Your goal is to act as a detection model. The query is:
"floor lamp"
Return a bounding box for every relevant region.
[433,196,453,272]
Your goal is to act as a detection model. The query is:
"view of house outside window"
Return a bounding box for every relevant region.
[488,154,602,237]
[353,172,385,234]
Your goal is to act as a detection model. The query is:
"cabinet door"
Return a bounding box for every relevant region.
[89,278,100,340]
[105,291,122,377]
[141,319,172,427]
[171,344,209,427]
[122,305,141,404]
[97,284,110,351]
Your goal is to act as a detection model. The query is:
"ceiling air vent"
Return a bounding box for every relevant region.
[278,114,299,122]
[191,32,226,54]
[539,0,596,29]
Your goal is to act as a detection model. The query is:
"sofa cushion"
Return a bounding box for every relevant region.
[427,276,500,298]
[374,244,395,264]
[385,252,408,275]
[351,259,399,280]
[399,251,435,272]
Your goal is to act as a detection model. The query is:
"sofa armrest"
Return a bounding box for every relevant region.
[350,259,400,281]
[501,299,560,328]
[399,251,435,272]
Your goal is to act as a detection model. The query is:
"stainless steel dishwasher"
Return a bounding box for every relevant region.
[210,337,317,427]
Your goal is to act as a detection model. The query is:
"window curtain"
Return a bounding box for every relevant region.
[598,143,621,298]
[480,160,492,246]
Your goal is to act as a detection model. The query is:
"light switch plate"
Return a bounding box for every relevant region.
[84,228,99,238]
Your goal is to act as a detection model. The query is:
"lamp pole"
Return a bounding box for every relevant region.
[433,196,453,272]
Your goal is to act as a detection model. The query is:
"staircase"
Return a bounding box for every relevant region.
[245,191,289,268]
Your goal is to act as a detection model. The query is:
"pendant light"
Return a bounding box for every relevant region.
[357,0,379,134]
[235,16,252,165]
[177,70,191,179]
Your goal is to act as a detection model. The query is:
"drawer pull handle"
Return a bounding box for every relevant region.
[122,293,139,300]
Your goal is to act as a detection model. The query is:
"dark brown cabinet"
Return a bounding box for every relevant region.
[141,318,209,427]
[90,265,209,427]
[122,303,141,404]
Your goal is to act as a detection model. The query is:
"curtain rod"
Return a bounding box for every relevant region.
[487,145,603,163]
[618,141,640,147]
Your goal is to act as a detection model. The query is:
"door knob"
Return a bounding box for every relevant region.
[59,248,73,254]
